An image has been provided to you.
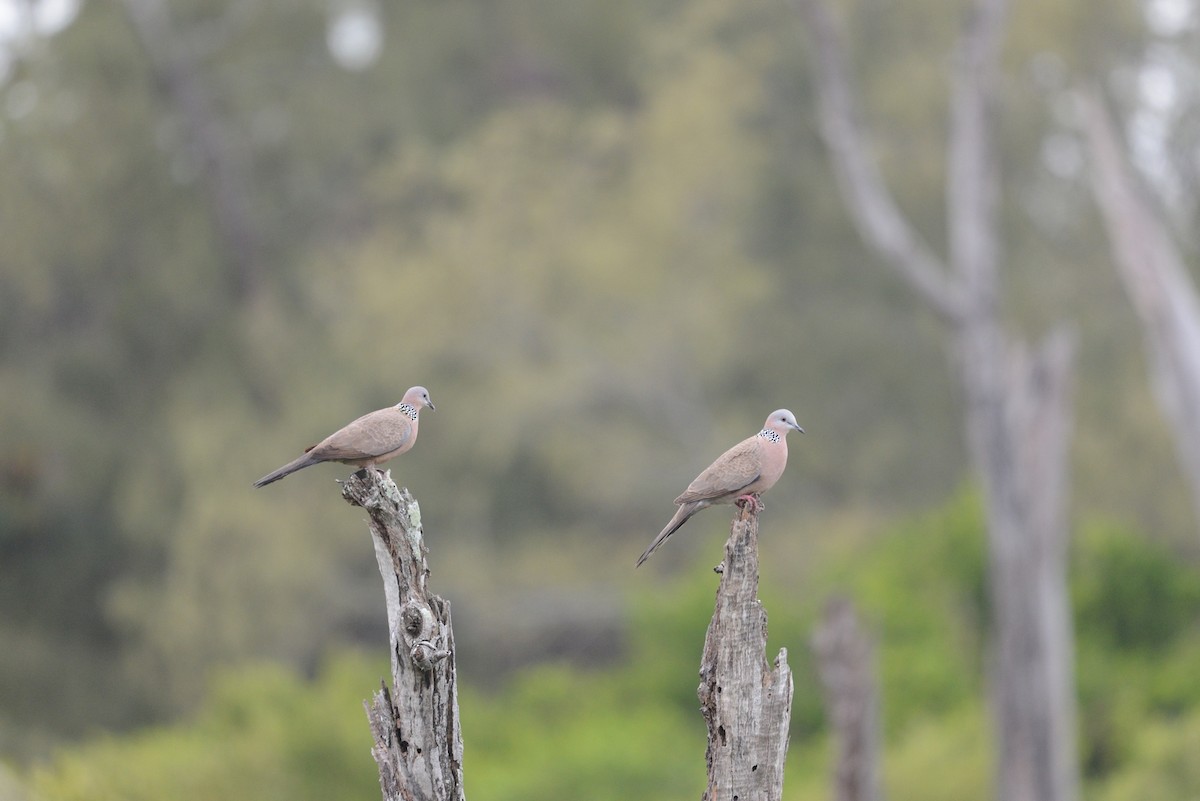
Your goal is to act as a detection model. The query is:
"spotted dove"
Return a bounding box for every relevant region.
[253,386,434,487]
[636,409,804,567]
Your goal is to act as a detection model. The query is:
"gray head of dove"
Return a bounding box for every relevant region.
[766,409,804,435]
[402,386,435,412]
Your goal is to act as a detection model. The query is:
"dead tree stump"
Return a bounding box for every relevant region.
[812,596,885,801]
[342,469,465,801]
[698,503,794,801]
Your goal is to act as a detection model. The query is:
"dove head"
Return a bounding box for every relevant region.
[765,409,804,436]
[401,386,435,412]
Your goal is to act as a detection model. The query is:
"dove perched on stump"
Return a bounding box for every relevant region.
[636,409,804,567]
[253,386,435,488]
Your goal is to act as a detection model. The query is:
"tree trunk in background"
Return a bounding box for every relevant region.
[342,471,466,801]
[959,322,1077,801]
[793,0,1080,799]
[698,504,793,801]
[1082,88,1200,532]
[812,596,884,801]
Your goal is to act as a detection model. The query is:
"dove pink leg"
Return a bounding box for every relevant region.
[735,493,763,512]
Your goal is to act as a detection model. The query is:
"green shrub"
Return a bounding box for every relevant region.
[29,655,382,801]
[1073,523,1200,653]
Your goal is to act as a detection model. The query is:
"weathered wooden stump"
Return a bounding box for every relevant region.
[342,469,465,801]
[813,596,884,801]
[698,503,793,801]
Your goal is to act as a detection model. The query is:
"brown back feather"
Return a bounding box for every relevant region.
[310,408,415,461]
[674,436,762,504]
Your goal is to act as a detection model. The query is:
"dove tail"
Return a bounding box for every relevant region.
[253,453,320,488]
[636,502,702,568]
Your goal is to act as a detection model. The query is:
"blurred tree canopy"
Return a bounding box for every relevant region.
[1,0,1198,796]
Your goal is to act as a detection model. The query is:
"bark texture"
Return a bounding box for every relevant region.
[698,504,793,801]
[812,596,884,801]
[342,470,465,801]
[1083,88,1200,531]
[793,1,1079,799]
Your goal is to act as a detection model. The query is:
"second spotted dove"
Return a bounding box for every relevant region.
[253,386,434,487]
[636,409,804,567]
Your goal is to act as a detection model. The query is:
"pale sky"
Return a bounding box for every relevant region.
[0,0,79,43]
[0,0,381,82]
[0,0,79,85]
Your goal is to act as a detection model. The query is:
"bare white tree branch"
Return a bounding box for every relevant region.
[947,0,1007,309]
[791,0,966,323]
[1082,86,1200,529]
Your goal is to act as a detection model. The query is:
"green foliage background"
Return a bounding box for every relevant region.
[21,495,1200,800]
[1,0,1198,797]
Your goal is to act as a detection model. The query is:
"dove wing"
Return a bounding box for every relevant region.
[311,408,413,461]
[674,436,761,505]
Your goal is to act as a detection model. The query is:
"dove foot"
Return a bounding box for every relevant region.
[735,494,763,512]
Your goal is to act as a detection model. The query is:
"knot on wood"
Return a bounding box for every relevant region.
[410,639,452,671]
[401,601,434,638]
